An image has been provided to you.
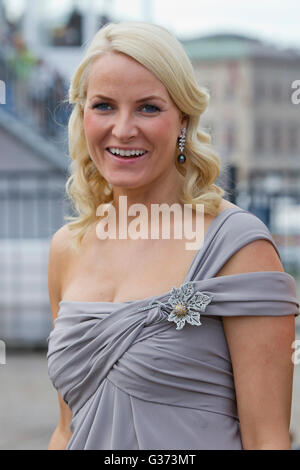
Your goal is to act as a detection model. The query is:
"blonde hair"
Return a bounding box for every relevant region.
[65,21,226,250]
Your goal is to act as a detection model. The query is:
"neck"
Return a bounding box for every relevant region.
[111,170,184,218]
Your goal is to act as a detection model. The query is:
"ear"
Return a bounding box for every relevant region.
[180,113,189,129]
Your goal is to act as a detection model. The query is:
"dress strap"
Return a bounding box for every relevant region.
[187,209,283,281]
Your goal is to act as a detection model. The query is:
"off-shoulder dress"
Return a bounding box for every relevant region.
[47,207,299,450]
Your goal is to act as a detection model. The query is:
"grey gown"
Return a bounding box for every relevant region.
[47,207,299,450]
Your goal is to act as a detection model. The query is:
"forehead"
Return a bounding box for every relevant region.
[86,52,169,99]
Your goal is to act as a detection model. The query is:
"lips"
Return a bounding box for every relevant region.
[105,148,149,163]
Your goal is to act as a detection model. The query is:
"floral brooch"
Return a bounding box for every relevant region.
[148,282,213,331]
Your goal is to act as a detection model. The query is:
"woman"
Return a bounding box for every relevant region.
[47,22,299,450]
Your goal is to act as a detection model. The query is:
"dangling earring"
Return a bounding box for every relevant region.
[177,128,186,164]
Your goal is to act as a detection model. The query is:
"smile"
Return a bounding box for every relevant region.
[107,147,148,157]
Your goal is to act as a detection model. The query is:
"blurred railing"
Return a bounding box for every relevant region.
[0,170,70,347]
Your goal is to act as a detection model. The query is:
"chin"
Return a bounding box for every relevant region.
[107,177,145,189]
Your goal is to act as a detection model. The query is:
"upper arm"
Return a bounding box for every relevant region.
[218,239,295,449]
[48,224,72,325]
[48,224,74,434]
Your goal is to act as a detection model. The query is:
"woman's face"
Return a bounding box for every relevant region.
[83,52,187,190]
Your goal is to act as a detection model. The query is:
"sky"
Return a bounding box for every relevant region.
[3,0,300,49]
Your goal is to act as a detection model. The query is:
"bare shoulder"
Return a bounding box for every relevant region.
[49,219,96,254]
[216,238,284,277]
[49,224,74,254]
[215,199,284,277]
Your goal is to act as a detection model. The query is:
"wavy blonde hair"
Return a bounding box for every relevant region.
[65,21,226,250]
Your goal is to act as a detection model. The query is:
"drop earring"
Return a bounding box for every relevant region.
[177,128,186,164]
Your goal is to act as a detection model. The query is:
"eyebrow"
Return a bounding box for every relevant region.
[90,94,167,104]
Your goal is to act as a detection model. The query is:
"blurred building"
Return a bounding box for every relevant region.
[181,33,300,213]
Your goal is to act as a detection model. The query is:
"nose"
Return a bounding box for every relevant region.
[111,111,138,142]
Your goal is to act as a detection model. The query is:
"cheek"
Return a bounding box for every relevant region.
[83,111,103,141]
[149,116,179,145]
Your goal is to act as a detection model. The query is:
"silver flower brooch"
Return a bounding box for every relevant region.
[149,282,213,331]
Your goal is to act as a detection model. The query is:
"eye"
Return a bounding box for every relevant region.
[92,102,113,111]
[140,104,160,113]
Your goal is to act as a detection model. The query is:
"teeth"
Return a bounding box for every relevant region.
[108,148,147,157]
